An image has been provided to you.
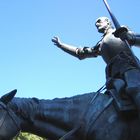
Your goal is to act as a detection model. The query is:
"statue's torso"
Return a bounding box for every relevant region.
[100,30,131,64]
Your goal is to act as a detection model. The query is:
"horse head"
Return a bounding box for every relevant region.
[0,89,20,140]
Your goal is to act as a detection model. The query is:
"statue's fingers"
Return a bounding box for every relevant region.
[54,36,59,41]
[51,38,57,43]
[53,43,57,46]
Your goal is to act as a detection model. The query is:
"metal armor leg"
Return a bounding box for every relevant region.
[124,69,140,113]
[106,78,137,117]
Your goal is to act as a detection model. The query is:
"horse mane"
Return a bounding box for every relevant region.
[7,91,114,139]
[8,92,97,123]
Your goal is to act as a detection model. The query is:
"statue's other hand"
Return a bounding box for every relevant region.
[113,26,128,40]
[52,36,62,47]
[114,26,135,45]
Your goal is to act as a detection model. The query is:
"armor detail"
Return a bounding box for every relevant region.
[101,31,131,64]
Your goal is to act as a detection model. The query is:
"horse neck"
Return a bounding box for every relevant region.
[36,93,97,139]
[9,93,98,139]
[8,97,39,128]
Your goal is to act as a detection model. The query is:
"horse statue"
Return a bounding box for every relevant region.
[0,89,140,140]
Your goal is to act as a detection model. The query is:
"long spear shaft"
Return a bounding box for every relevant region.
[102,0,140,68]
[103,0,120,29]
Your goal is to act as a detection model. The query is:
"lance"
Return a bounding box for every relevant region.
[102,0,140,69]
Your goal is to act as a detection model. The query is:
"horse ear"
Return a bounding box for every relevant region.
[0,89,17,105]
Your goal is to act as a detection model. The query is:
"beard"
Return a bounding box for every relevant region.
[97,26,106,33]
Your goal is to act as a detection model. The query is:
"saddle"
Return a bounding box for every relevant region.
[105,79,137,118]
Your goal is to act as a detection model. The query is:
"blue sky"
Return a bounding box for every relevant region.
[0,0,140,99]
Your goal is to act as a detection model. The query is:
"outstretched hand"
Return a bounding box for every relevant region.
[52,36,62,47]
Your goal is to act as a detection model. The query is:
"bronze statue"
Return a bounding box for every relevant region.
[52,16,140,115]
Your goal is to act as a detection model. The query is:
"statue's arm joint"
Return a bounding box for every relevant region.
[127,31,136,45]
[76,47,99,60]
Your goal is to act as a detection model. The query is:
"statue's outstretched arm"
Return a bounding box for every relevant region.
[52,36,99,60]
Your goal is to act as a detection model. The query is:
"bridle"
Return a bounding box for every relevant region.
[0,101,21,135]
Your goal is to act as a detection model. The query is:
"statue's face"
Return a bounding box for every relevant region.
[95,17,111,33]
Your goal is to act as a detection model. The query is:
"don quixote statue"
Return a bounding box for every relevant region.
[0,0,140,140]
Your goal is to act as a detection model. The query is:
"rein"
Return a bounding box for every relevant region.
[59,84,108,140]
[0,101,20,132]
